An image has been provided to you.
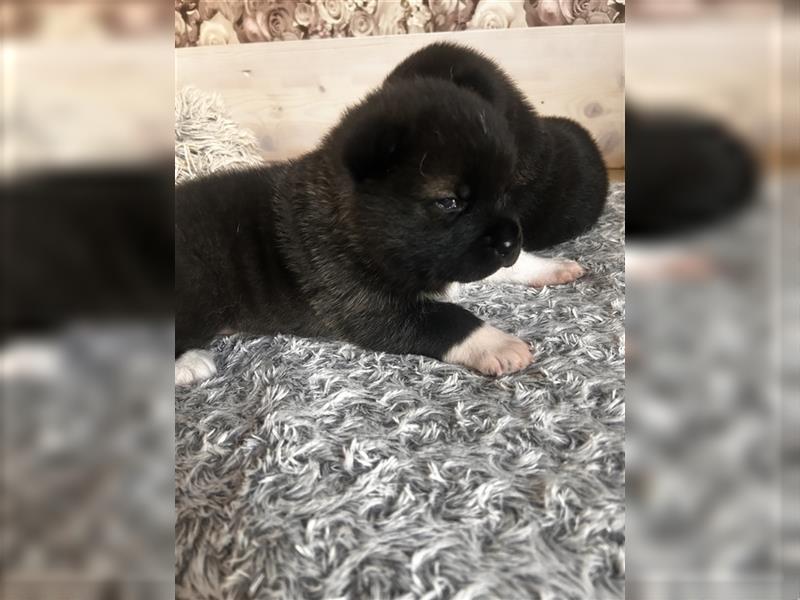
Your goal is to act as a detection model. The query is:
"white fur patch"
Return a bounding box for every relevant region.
[175,349,216,386]
[626,244,715,282]
[443,324,534,376]
[484,252,586,287]
[0,340,62,380]
[419,283,461,302]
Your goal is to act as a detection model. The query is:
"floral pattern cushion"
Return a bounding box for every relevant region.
[175,0,625,48]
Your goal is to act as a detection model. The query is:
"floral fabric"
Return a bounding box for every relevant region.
[175,0,624,47]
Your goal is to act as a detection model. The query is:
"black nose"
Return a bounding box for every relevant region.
[484,219,521,265]
[496,238,515,256]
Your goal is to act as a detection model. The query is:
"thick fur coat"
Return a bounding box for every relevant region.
[175,44,608,376]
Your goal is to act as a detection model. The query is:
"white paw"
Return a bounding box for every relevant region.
[484,252,586,287]
[443,324,534,376]
[527,258,585,287]
[626,244,715,282]
[175,349,216,386]
[0,339,62,380]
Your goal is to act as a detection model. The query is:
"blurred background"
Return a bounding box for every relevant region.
[1,2,174,599]
[625,1,798,599]
[1,1,798,599]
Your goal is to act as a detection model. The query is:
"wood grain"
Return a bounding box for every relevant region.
[176,25,625,168]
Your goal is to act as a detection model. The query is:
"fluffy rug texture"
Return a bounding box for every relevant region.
[175,87,626,600]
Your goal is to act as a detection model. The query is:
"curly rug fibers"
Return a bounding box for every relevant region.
[175,87,626,600]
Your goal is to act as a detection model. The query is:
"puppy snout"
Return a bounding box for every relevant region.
[496,238,514,255]
[484,219,521,267]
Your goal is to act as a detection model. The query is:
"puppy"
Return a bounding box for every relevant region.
[625,103,756,238]
[176,78,533,383]
[384,42,609,286]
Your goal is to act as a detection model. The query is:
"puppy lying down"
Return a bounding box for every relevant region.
[175,43,608,383]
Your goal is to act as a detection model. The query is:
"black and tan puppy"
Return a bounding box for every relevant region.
[176,77,533,383]
[385,42,608,286]
[176,45,609,384]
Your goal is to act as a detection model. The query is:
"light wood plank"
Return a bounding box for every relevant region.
[608,169,624,183]
[176,25,624,168]
[626,17,792,162]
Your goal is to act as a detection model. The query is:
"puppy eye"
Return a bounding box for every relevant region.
[434,196,462,212]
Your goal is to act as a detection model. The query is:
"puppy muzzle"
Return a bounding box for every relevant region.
[484,219,522,268]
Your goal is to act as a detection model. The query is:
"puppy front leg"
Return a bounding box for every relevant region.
[341,301,534,377]
[443,322,534,376]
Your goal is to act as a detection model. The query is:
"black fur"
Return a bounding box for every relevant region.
[384,42,609,250]
[2,162,173,338]
[177,78,519,358]
[625,104,757,237]
[176,44,609,363]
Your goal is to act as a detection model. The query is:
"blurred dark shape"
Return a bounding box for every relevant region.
[1,162,175,598]
[1,164,174,598]
[626,104,759,238]
[1,161,174,338]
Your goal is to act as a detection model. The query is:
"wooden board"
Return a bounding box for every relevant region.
[175,25,625,168]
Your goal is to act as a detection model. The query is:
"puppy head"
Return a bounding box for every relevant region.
[384,42,513,114]
[328,78,521,293]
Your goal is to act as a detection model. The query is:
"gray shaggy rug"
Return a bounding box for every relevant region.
[175,87,625,600]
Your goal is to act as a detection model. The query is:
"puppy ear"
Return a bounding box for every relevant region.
[342,116,406,183]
